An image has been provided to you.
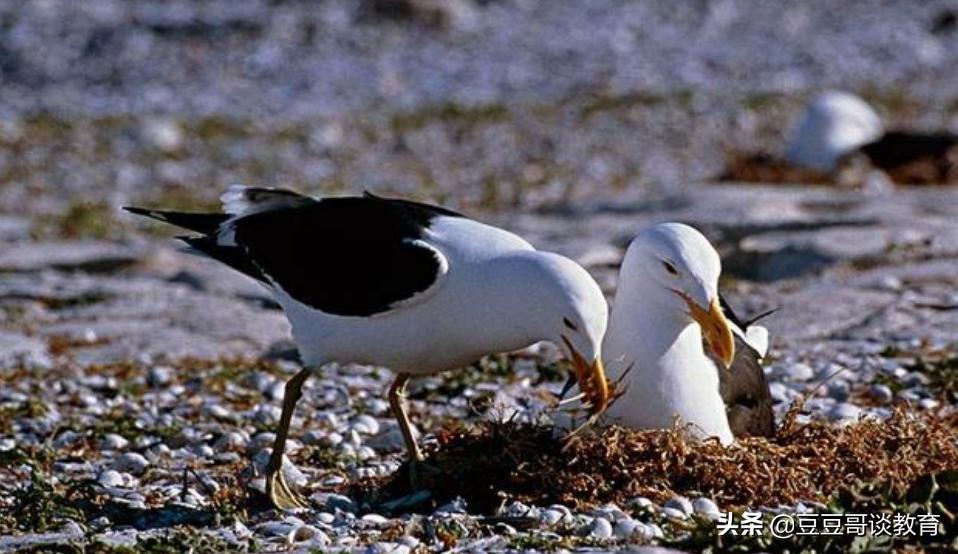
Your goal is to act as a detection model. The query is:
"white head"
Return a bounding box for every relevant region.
[508,252,610,412]
[606,223,734,368]
[785,91,883,172]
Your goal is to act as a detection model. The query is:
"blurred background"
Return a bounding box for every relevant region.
[3,0,958,229]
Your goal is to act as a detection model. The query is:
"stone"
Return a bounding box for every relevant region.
[664,496,693,516]
[785,363,815,382]
[830,402,862,421]
[97,470,125,488]
[541,509,566,525]
[613,517,642,539]
[319,493,357,513]
[588,517,613,539]
[868,384,894,404]
[112,453,149,475]
[147,366,174,387]
[351,414,381,435]
[100,433,130,451]
[692,497,721,517]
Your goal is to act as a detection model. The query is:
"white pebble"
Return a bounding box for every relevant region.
[112,452,149,475]
[288,524,326,544]
[214,431,248,451]
[147,366,174,387]
[97,470,125,488]
[830,402,862,422]
[100,433,129,451]
[588,517,613,539]
[351,414,381,435]
[362,513,389,526]
[661,507,688,519]
[540,509,565,525]
[786,363,815,382]
[664,495,693,515]
[868,384,894,404]
[613,518,641,539]
[919,398,940,410]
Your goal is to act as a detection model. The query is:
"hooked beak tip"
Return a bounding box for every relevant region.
[686,297,736,370]
[572,353,610,414]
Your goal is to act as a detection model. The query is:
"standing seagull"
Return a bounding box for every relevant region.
[126,186,610,509]
[602,223,773,444]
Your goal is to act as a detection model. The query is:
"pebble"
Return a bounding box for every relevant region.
[112,452,149,475]
[366,543,410,554]
[868,384,894,404]
[97,470,125,488]
[351,414,381,435]
[613,518,644,539]
[147,366,174,387]
[214,431,248,451]
[204,404,236,421]
[769,382,791,403]
[288,524,327,545]
[692,497,721,517]
[258,520,297,537]
[588,517,613,539]
[664,496,693,516]
[827,381,850,402]
[628,496,653,511]
[361,513,390,527]
[266,382,286,401]
[540,509,566,525]
[661,507,688,519]
[253,404,283,426]
[786,363,815,382]
[830,402,862,422]
[320,493,357,513]
[919,398,940,410]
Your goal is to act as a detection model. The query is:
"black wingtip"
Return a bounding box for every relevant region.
[741,308,779,328]
[123,206,169,222]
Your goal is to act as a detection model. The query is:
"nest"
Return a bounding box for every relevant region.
[354,408,958,514]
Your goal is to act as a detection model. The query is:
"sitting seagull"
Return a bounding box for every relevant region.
[126,186,610,509]
[601,223,774,445]
[785,90,884,173]
[786,90,958,184]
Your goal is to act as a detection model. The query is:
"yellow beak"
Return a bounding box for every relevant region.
[687,297,735,369]
[564,338,610,414]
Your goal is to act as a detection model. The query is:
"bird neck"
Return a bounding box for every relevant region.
[603,279,732,444]
[604,281,707,378]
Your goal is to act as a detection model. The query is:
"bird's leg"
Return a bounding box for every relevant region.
[265,367,310,510]
[388,373,432,487]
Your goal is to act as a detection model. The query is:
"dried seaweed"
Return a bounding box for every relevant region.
[357,408,958,514]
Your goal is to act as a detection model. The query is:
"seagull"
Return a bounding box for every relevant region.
[785,90,884,173]
[786,90,958,184]
[125,186,610,509]
[601,223,774,445]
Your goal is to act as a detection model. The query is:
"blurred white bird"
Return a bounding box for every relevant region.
[785,90,884,172]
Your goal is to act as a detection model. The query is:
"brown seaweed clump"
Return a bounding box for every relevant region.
[356,408,958,514]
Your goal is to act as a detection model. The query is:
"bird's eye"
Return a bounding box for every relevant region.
[663,261,679,275]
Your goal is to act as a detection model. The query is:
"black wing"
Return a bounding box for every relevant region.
[716,295,776,438]
[126,191,462,317]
